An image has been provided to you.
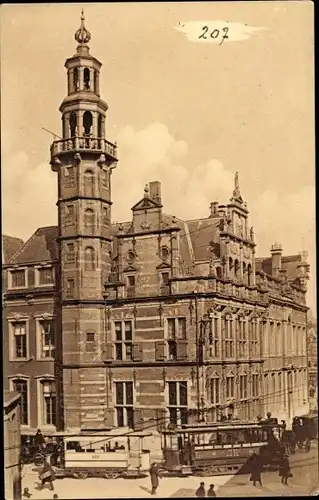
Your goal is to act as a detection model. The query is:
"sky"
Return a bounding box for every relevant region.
[1,2,315,311]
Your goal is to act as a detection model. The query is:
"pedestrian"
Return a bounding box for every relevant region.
[249,453,263,487]
[207,484,216,497]
[149,462,161,495]
[39,459,55,491]
[278,454,292,485]
[22,487,32,498]
[196,482,206,497]
[34,429,46,452]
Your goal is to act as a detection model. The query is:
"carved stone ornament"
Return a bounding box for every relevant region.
[74,152,81,164]
[140,221,151,230]
[97,154,106,165]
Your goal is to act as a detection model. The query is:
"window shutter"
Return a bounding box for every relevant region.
[133,408,143,431]
[132,343,142,361]
[176,340,188,360]
[155,341,166,361]
[104,407,114,427]
[102,343,113,363]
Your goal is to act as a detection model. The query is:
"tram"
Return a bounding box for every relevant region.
[294,411,318,452]
[161,420,285,476]
[53,431,153,479]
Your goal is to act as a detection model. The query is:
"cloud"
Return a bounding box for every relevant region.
[2,121,315,310]
[175,21,268,44]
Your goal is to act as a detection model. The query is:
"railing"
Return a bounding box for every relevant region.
[50,136,117,159]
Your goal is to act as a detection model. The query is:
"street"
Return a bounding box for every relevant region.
[22,446,318,499]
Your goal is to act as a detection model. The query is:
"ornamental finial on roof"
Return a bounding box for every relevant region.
[233,171,241,199]
[75,9,91,45]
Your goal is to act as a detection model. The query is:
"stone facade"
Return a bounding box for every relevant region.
[2,15,311,434]
[4,391,21,500]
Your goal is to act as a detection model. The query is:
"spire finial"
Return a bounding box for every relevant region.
[75,9,91,46]
[233,171,241,199]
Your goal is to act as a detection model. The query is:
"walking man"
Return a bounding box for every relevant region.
[39,459,55,491]
[249,453,263,487]
[149,462,161,495]
[196,482,206,497]
[279,454,292,485]
[207,484,216,497]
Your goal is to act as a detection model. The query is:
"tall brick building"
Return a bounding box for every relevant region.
[3,14,311,434]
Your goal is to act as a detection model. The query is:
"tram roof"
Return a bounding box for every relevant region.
[163,423,282,434]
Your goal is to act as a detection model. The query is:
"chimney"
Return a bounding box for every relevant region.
[210,202,219,217]
[149,181,162,205]
[270,242,282,276]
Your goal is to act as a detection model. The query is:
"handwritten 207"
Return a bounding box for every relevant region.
[199,26,229,45]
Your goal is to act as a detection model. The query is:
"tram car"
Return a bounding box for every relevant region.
[52,431,153,479]
[161,419,285,476]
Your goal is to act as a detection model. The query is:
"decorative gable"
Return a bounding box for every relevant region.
[131,197,161,211]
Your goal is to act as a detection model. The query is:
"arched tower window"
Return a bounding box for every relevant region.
[98,114,103,138]
[73,68,79,92]
[216,267,222,279]
[84,170,94,197]
[84,246,95,271]
[70,112,77,138]
[83,111,93,136]
[84,68,90,90]
[234,260,240,281]
[229,258,234,278]
[243,262,247,284]
[84,208,95,229]
[94,70,99,93]
[248,264,252,286]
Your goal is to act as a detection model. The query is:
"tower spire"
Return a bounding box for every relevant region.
[74,9,91,46]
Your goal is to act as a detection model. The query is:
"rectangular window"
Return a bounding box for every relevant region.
[66,279,75,298]
[115,381,134,428]
[66,243,75,262]
[210,378,220,404]
[85,332,96,352]
[37,267,54,286]
[39,319,55,359]
[167,381,188,426]
[103,207,109,227]
[12,322,27,359]
[160,273,170,296]
[239,375,248,399]
[127,276,136,298]
[41,380,57,426]
[224,317,234,358]
[10,269,26,288]
[252,374,259,397]
[114,321,133,361]
[12,379,28,425]
[65,205,74,226]
[226,376,234,399]
[209,317,219,358]
[166,317,187,360]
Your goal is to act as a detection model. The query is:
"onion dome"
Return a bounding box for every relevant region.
[75,10,91,45]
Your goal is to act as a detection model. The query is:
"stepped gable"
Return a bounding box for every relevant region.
[9,226,59,264]
[2,235,24,264]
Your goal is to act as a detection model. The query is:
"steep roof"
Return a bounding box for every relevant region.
[256,254,302,280]
[2,235,24,264]
[186,217,221,261]
[9,226,59,265]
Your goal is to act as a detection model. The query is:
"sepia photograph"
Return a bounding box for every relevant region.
[1,2,317,499]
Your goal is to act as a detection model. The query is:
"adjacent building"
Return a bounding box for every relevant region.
[3,14,311,435]
[4,391,21,500]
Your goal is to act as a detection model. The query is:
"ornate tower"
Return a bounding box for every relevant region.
[50,12,118,430]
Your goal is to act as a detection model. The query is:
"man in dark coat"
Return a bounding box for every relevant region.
[279,454,292,485]
[207,484,216,497]
[249,453,263,487]
[150,462,161,495]
[196,482,206,497]
[34,429,46,452]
